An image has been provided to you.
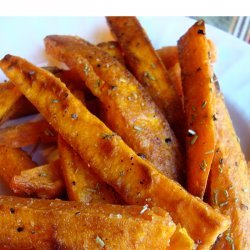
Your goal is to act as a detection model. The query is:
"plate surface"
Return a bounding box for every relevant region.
[0,16,249,194]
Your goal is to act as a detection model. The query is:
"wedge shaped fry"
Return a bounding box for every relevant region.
[168,224,194,250]
[106,17,184,141]
[58,136,119,204]
[0,196,175,249]
[207,88,250,249]
[0,54,230,248]
[44,35,183,182]
[178,20,216,198]
[0,120,56,148]
[0,145,37,185]
[10,160,64,199]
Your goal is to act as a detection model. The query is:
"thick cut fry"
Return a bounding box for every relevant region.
[157,39,216,70]
[0,146,37,185]
[58,136,119,204]
[207,89,250,249]
[0,54,231,248]
[97,41,126,65]
[106,17,184,142]
[0,196,175,249]
[44,35,183,182]
[0,68,84,126]
[97,42,184,105]
[10,160,64,199]
[168,224,195,250]
[178,20,216,198]
[0,82,23,125]
[0,119,57,148]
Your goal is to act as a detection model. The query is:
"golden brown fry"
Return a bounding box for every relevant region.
[0,54,231,248]
[44,35,183,182]
[168,224,195,250]
[106,17,184,141]
[10,160,64,199]
[58,136,119,204]
[0,82,23,125]
[0,120,56,148]
[178,20,216,198]
[0,146,37,185]
[207,88,250,249]
[0,196,175,249]
[97,41,126,65]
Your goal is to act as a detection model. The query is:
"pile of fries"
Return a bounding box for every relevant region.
[0,17,249,249]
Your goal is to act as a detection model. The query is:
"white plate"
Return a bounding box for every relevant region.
[0,17,249,194]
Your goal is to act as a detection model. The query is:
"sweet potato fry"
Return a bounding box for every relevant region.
[157,39,216,70]
[10,160,64,199]
[0,68,84,127]
[0,82,24,125]
[97,41,126,65]
[96,43,184,105]
[44,35,183,182]
[0,120,56,148]
[106,17,184,142]
[178,20,216,198]
[207,87,250,249]
[0,196,175,249]
[0,54,230,248]
[58,136,119,204]
[168,224,195,250]
[0,146,37,185]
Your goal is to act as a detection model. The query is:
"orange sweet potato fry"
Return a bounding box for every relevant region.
[58,136,119,204]
[168,224,195,250]
[0,196,175,249]
[207,87,250,249]
[44,35,183,182]
[157,39,216,70]
[0,82,24,125]
[0,146,37,185]
[0,54,231,248]
[0,120,56,148]
[106,16,184,141]
[10,160,64,199]
[97,41,126,65]
[178,20,216,198]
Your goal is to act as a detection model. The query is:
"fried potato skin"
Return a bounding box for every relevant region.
[106,17,184,142]
[0,120,56,148]
[58,136,119,204]
[0,196,175,250]
[44,35,183,182]
[178,20,216,198]
[0,54,231,248]
[208,90,250,250]
[0,146,37,185]
[10,160,64,199]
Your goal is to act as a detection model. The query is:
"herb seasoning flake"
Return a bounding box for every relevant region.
[190,134,198,145]
[96,235,105,248]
